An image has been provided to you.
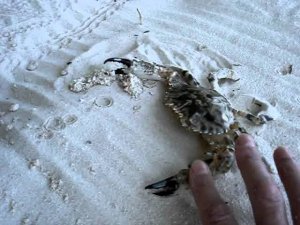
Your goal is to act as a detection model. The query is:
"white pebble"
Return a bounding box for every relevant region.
[60,69,68,76]
[6,124,14,130]
[26,60,39,71]
[9,103,19,112]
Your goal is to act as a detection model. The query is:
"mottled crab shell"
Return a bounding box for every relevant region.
[165,83,235,135]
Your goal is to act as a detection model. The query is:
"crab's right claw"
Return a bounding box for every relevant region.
[258,114,273,124]
[104,58,133,67]
[145,169,188,196]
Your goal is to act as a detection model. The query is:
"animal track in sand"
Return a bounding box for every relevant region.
[0,0,130,64]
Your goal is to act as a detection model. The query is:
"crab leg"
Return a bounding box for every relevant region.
[202,147,235,174]
[207,72,222,93]
[169,68,200,87]
[233,109,273,125]
[145,169,188,196]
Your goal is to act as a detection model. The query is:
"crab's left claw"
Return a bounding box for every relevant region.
[104,57,164,80]
[104,58,133,68]
[145,175,179,196]
[145,169,188,196]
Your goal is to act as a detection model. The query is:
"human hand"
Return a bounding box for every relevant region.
[189,134,300,225]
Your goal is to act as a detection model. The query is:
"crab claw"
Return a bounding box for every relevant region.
[145,175,179,196]
[104,57,165,80]
[104,58,133,68]
[145,169,188,196]
[259,114,274,123]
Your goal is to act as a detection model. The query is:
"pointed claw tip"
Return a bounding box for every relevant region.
[144,184,153,190]
[264,115,274,121]
[145,177,180,197]
[104,58,132,67]
[144,179,168,190]
[152,190,175,197]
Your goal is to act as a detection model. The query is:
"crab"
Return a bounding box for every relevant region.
[104,57,273,196]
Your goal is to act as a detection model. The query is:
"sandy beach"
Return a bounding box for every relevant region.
[0,0,300,224]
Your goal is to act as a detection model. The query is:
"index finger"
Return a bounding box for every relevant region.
[235,134,288,225]
[189,160,238,225]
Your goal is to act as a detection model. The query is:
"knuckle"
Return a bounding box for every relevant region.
[238,147,260,163]
[203,203,234,225]
[252,178,284,207]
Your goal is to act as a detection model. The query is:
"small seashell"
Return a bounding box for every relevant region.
[44,117,66,131]
[63,115,78,125]
[278,64,293,75]
[94,97,113,108]
[9,103,19,112]
[26,60,39,71]
[60,69,68,76]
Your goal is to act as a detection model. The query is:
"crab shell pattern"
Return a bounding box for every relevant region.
[165,75,235,135]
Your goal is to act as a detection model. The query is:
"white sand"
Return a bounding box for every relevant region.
[0,0,300,224]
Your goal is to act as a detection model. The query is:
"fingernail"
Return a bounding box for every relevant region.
[275,146,294,159]
[191,160,209,176]
[236,134,256,148]
[277,146,288,153]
